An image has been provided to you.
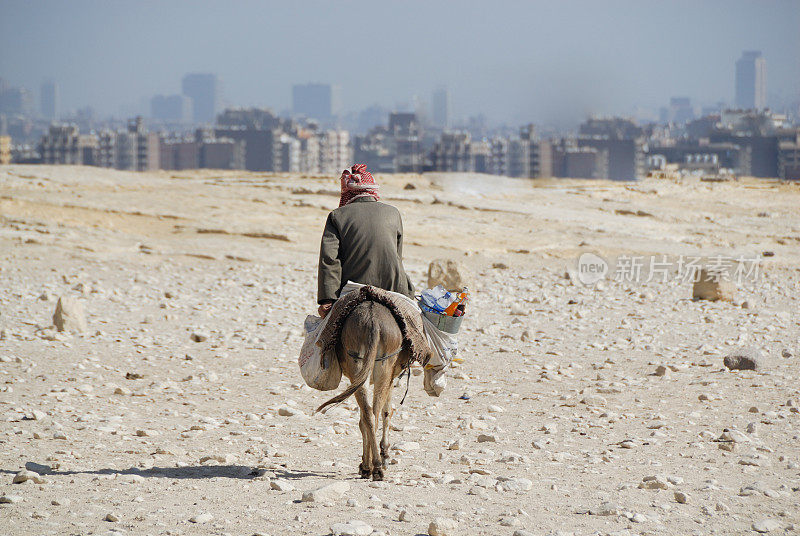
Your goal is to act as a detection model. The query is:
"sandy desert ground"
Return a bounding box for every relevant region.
[0,164,798,536]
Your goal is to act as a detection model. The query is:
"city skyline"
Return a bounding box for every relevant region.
[2,1,798,126]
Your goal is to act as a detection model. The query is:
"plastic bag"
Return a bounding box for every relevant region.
[298,314,342,391]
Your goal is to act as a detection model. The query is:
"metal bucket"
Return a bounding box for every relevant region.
[422,309,464,334]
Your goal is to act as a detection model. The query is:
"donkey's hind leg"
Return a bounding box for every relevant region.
[354,386,374,478]
[372,359,398,476]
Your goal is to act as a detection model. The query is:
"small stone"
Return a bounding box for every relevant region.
[581,394,607,407]
[477,434,496,443]
[500,516,521,527]
[392,441,421,452]
[113,386,131,395]
[190,331,209,343]
[399,509,410,521]
[199,454,234,464]
[270,479,295,491]
[692,269,736,302]
[189,512,213,523]
[739,454,771,467]
[0,495,22,504]
[30,410,47,420]
[639,475,671,490]
[52,296,87,332]
[330,520,373,536]
[513,532,537,536]
[631,513,647,523]
[104,513,119,522]
[13,470,45,484]
[497,477,533,492]
[301,481,350,502]
[277,406,303,417]
[447,439,460,450]
[723,347,765,371]
[674,491,688,504]
[654,365,669,377]
[428,517,458,536]
[589,502,621,516]
[752,519,780,533]
[719,429,750,443]
[427,259,470,290]
[24,462,51,474]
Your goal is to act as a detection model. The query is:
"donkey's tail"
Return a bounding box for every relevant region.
[315,318,380,414]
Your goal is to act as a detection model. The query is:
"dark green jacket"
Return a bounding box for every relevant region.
[318,197,414,303]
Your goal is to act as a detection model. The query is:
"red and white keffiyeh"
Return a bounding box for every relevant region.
[339,163,380,207]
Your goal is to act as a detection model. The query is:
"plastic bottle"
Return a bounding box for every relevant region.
[445,288,469,316]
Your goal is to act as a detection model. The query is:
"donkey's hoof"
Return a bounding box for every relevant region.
[359,463,371,479]
[371,468,384,481]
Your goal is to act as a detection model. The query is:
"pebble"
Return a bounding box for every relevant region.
[654,365,669,377]
[581,394,607,407]
[0,494,22,504]
[13,470,45,484]
[329,520,372,536]
[301,481,350,502]
[639,475,672,490]
[392,441,420,452]
[277,406,304,417]
[674,491,689,504]
[189,512,214,523]
[428,517,458,536]
[589,502,621,516]
[104,513,119,522]
[270,479,295,491]
[190,331,209,342]
[723,347,764,371]
[477,434,497,443]
[500,516,521,527]
[752,519,780,533]
[497,477,533,492]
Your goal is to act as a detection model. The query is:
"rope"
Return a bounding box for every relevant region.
[399,360,412,405]
[344,347,412,405]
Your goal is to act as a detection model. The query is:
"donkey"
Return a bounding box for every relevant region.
[316,301,410,481]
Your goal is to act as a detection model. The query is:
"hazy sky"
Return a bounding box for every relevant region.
[2,0,799,125]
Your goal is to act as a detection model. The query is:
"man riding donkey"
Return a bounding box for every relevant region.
[317,163,414,318]
[311,164,445,480]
